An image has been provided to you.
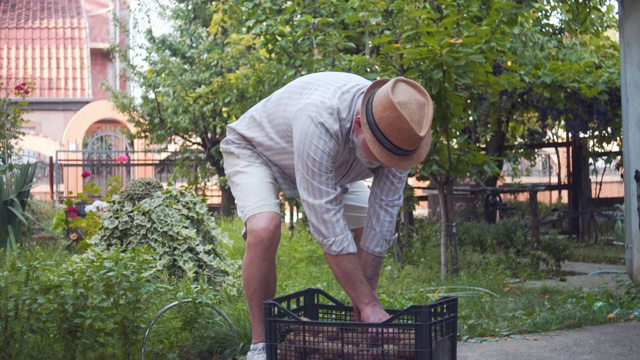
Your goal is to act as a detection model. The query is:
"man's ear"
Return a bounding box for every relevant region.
[353,114,363,133]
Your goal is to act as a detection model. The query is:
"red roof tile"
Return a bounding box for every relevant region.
[1,0,91,99]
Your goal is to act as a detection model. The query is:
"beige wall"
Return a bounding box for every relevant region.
[23,110,76,145]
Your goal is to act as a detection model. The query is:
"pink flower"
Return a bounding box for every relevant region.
[14,83,28,93]
[66,206,78,213]
[81,171,91,178]
[69,213,78,219]
[116,154,129,163]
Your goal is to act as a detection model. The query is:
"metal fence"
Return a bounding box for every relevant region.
[46,150,221,205]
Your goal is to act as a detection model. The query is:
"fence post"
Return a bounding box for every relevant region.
[529,190,540,251]
[49,156,54,201]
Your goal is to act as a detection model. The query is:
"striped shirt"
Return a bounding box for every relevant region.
[220,72,409,256]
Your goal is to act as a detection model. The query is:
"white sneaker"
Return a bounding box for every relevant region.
[247,342,266,360]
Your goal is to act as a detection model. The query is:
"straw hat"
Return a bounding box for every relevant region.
[360,77,433,170]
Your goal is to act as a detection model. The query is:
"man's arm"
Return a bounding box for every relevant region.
[324,252,390,323]
[358,249,384,290]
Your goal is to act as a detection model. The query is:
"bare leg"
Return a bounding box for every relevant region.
[353,227,364,252]
[243,212,282,344]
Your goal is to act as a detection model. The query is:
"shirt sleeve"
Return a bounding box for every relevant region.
[360,167,409,257]
[292,115,357,255]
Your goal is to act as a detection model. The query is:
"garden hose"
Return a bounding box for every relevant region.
[141,299,238,360]
[422,286,500,298]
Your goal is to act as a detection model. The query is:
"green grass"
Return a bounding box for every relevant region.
[568,242,626,264]
[217,216,639,341]
[2,214,636,359]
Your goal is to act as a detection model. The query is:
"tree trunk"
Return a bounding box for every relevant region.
[570,135,593,242]
[529,191,540,251]
[445,181,459,276]
[483,175,501,223]
[483,115,507,224]
[206,150,236,218]
[219,186,235,217]
[437,180,458,280]
[554,143,563,202]
[438,184,448,281]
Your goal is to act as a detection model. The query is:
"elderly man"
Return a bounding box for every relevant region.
[220,71,433,360]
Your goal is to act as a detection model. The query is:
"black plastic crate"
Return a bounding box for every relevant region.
[264,288,457,360]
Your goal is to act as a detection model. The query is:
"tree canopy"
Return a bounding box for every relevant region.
[109,0,620,276]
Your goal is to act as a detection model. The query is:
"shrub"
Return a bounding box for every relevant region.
[539,230,572,275]
[456,217,571,277]
[118,177,164,204]
[0,246,242,359]
[89,186,236,284]
[20,199,61,245]
[457,217,529,256]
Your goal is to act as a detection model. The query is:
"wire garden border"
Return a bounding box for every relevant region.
[141,299,238,360]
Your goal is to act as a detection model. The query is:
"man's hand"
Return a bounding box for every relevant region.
[355,302,398,345]
[352,299,390,322]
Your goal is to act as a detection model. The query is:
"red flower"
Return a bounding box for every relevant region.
[66,206,78,213]
[116,154,129,163]
[81,171,91,178]
[69,213,78,219]
[14,83,28,93]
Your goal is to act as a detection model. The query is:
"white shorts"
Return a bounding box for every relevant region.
[223,152,369,230]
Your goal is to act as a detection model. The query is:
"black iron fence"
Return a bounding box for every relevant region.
[35,150,222,205]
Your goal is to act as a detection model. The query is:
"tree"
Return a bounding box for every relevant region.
[237,0,620,277]
[356,0,529,278]
[1,79,33,167]
[109,0,620,278]
[108,0,281,216]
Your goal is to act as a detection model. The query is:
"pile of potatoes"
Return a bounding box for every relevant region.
[276,318,417,360]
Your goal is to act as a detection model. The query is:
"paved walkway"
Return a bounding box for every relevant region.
[457,261,639,360]
[524,261,630,292]
[457,321,640,360]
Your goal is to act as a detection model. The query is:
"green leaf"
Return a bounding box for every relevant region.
[468,55,485,63]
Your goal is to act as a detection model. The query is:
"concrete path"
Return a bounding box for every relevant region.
[457,321,640,360]
[457,261,639,360]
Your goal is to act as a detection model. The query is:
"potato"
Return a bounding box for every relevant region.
[382,344,400,360]
[341,345,360,360]
[396,331,415,344]
[293,317,322,337]
[306,354,324,360]
[298,334,322,356]
[361,348,383,360]
[286,332,298,344]
[320,326,341,342]
[318,341,342,359]
[396,339,415,359]
[342,331,367,347]
[278,343,298,360]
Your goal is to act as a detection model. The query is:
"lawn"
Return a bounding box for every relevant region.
[1,203,638,359]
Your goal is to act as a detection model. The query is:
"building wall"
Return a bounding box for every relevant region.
[23,110,76,144]
[90,49,111,100]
